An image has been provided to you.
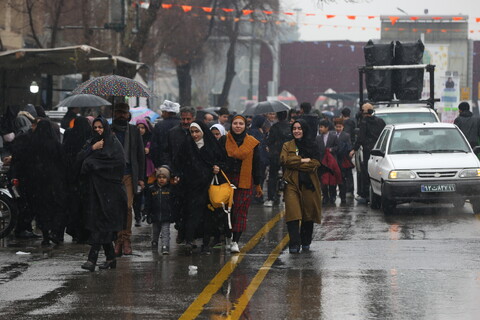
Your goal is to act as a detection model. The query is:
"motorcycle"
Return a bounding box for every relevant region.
[0,164,19,239]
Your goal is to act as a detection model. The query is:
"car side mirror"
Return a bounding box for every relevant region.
[473,146,480,154]
[370,149,385,157]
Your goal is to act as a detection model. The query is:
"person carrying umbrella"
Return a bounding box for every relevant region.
[110,103,145,256]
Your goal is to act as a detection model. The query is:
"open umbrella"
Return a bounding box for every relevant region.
[72,75,151,97]
[129,107,159,124]
[243,100,290,116]
[55,94,111,108]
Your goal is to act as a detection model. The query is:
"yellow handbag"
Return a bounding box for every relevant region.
[208,170,236,229]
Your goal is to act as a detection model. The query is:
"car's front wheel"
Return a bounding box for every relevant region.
[370,186,381,209]
[381,197,396,214]
[471,199,480,214]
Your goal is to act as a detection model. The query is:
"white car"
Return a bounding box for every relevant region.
[374,105,439,125]
[368,122,480,213]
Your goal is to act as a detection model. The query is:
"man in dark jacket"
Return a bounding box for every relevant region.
[350,103,386,202]
[265,111,292,206]
[341,107,356,144]
[111,103,145,256]
[298,102,319,140]
[163,106,195,170]
[454,101,480,148]
[151,100,180,167]
[164,106,195,244]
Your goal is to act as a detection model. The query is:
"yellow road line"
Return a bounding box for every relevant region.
[179,210,285,320]
[229,234,290,320]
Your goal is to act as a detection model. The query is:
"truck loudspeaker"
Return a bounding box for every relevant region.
[393,40,425,100]
[363,40,425,102]
[363,40,394,101]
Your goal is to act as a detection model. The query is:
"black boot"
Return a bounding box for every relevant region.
[82,245,100,272]
[99,243,117,270]
[41,230,50,246]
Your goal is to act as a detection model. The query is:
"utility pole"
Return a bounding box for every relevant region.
[248,21,255,100]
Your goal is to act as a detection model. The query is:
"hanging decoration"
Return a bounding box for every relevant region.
[152,2,479,34]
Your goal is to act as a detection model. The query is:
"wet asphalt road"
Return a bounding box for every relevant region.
[1,198,480,319]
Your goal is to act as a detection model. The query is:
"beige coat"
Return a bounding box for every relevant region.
[280,140,322,223]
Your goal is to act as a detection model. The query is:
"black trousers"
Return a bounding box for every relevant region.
[267,159,281,202]
[287,220,314,248]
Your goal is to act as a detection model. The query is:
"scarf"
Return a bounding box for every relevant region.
[190,122,205,149]
[225,132,259,188]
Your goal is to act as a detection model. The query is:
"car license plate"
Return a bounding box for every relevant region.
[421,184,456,192]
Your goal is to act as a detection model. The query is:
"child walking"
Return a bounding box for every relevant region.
[144,166,175,255]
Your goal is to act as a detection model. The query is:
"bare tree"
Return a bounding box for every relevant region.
[215,0,279,107]
[150,0,218,106]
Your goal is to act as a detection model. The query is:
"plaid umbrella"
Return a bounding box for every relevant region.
[129,107,159,124]
[72,75,151,97]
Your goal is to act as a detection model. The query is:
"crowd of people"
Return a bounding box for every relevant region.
[1,97,393,269]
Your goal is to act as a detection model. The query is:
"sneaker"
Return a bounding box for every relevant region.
[264,200,273,207]
[289,245,300,254]
[161,246,169,255]
[230,241,240,253]
[301,245,310,252]
[135,219,141,227]
[355,196,368,204]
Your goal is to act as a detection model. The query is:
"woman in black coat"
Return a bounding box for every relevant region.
[26,120,67,246]
[174,121,225,254]
[77,117,127,271]
[62,117,93,243]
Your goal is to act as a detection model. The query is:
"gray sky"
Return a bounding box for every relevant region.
[281,0,480,41]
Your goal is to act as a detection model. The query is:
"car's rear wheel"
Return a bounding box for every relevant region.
[381,197,396,214]
[369,186,381,209]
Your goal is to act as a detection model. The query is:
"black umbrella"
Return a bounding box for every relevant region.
[56,94,112,108]
[243,100,291,116]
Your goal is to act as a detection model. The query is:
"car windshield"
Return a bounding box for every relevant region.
[376,112,437,125]
[389,128,470,154]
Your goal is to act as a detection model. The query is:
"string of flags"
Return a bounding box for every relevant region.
[134,1,480,27]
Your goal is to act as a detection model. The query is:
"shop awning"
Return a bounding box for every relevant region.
[0,45,145,75]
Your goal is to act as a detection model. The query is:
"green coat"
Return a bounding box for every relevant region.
[280,140,322,224]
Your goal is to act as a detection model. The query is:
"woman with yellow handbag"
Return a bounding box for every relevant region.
[219,115,263,253]
[174,121,225,254]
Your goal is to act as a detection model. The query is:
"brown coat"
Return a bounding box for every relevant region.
[280,140,322,223]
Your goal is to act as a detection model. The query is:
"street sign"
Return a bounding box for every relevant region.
[461,87,470,101]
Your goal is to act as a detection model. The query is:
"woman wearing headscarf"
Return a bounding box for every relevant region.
[219,115,262,253]
[77,117,127,271]
[210,123,226,140]
[62,117,93,243]
[280,119,322,253]
[174,121,225,254]
[26,120,68,245]
[133,119,155,226]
